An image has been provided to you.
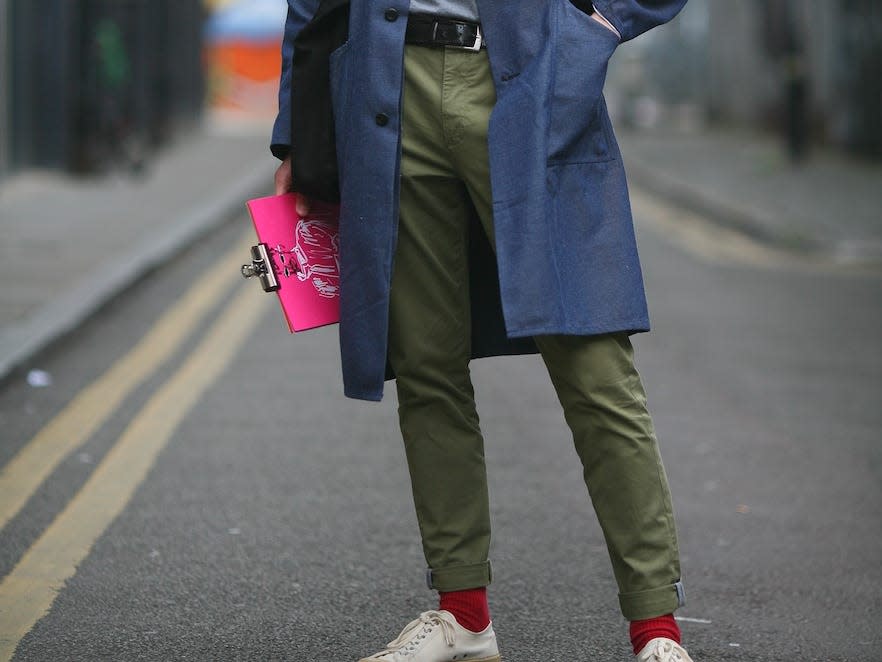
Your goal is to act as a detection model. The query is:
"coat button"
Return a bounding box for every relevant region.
[375,113,390,126]
[384,8,398,21]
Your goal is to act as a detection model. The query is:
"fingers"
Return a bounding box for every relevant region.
[274,154,313,215]
[295,194,312,216]
[589,9,621,39]
[274,156,293,196]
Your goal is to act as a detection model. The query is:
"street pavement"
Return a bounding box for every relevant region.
[0,124,880,661]
[1,120,880,384]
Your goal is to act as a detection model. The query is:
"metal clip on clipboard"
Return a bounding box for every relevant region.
[241,243,280,292]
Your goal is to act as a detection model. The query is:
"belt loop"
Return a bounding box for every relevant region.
[425,568,434,590]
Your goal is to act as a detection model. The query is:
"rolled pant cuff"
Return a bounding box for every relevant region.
[426,561,492,592]
[618,580,686,621]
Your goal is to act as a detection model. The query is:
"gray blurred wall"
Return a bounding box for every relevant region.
[609,0,882,159]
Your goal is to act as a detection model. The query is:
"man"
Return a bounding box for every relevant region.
[272,1,692,660]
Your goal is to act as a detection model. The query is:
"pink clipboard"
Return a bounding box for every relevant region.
[242,193,340,333]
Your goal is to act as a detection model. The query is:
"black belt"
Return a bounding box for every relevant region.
[405,14,485,50]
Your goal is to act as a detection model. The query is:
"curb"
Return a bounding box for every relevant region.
[624,158,824,255]
[625,156,882,266]
[0,158,276,383]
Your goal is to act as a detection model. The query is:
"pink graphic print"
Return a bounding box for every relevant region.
[295,218,340,298]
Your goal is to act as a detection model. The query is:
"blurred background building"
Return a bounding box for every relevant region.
[0,0,205,179]
[0,0,285,184]
[1,0,880,185]
[608,0,882,161]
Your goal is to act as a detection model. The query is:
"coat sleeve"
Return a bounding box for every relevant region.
[271,0,323,159]
[591,0,688,42]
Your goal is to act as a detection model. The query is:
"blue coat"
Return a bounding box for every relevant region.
[272,0,687,401]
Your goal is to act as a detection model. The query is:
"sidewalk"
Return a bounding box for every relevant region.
[618,127,882,263]
[0,119,276,382]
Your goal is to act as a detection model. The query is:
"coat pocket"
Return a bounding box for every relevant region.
[547,0,619,164]
[567,0,622,39]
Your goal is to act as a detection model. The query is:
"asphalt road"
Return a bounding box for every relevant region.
[1,192,880,661]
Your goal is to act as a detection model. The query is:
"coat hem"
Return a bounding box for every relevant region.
[344,385,384,402]
[505,319,650,338]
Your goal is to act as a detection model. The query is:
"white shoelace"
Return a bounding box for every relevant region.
[374,611,457,657]
[644,639,688,662]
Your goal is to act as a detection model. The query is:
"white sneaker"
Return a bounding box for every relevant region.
[636,637,694,662]
[358,610,501,662]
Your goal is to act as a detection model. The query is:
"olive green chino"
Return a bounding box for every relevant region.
[388,45,683,621]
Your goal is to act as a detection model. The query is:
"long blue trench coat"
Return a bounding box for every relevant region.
[272,0,687,401]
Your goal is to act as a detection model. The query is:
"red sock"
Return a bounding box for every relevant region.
[629,614,681,655]
[439,587,490,633]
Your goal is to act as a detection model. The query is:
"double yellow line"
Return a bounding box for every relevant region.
[0,232,270,660]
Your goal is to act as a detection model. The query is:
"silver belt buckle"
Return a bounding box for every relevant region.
[452,24,482,51]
